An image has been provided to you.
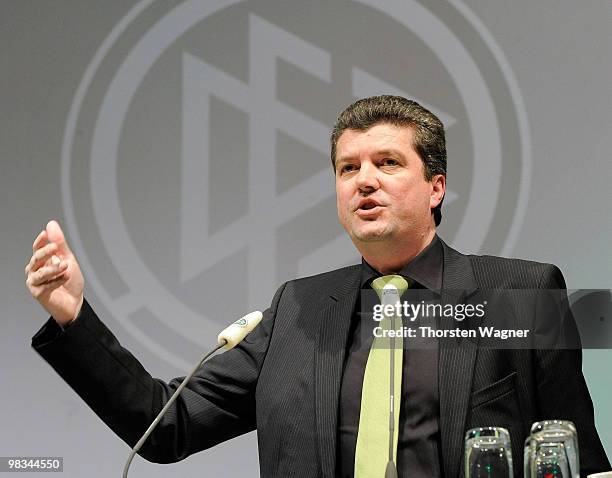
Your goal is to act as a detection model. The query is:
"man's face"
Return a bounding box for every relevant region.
[335,123,440,245]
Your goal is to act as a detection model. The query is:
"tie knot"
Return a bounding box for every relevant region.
[371,274,409,303]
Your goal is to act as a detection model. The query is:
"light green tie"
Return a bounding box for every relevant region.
[355,275,409,478]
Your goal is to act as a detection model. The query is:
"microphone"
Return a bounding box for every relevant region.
[217,311,264,349]
[122,310,264,478]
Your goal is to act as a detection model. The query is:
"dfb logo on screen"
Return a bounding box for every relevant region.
[61,0,530,368]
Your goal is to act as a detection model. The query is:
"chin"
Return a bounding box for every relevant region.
[352,226,390,242]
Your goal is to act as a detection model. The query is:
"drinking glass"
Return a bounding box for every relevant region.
[530,420,579,478]
[524,420,579,478]
[465,427,513,478]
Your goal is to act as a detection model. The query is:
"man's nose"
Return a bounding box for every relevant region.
[355,162,380,192]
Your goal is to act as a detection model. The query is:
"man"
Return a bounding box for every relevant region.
[26,96,609,476]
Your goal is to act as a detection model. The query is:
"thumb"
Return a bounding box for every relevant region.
[46,220,72,256]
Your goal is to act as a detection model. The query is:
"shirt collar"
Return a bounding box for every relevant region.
[359,234,444,291]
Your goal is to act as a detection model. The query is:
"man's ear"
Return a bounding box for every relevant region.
[430,174,446,209]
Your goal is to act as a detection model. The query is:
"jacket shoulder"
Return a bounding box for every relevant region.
[466,253,563,288]
[288,264,361,288]
[276,264,361,304]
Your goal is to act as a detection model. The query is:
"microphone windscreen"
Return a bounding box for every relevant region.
[217,311,263,349]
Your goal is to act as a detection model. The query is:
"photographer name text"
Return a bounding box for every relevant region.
[373,326,530,340]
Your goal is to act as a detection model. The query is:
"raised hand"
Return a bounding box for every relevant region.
[25,220,84,326]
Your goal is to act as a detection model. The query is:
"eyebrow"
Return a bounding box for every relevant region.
[374,149,403,158]
[336,149,404,163]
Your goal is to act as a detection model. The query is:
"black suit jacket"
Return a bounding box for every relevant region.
[32,239,609,476]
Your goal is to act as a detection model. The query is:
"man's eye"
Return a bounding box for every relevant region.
[382,158,399,166]
[340,164,357,173]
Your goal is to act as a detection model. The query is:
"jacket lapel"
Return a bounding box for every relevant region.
[314,268,361,478]
[438,240,480,477]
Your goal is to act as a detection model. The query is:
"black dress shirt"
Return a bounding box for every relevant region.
[337,234,444,477]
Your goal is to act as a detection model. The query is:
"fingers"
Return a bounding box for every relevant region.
[26,223,76,306]
[28,274,70,301]
[46,220,71,255]
[27,260,69,288]
[25,242,59,276]
[32,229,48,253]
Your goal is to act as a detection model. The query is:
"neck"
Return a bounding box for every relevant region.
[358,228,436,275]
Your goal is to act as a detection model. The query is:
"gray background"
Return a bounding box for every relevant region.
[2,1,610,476]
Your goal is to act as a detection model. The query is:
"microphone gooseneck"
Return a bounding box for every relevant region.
[122,310,263,478]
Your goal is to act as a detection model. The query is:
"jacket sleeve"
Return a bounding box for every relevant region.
[31,283,285,464]
[533,265,610,476]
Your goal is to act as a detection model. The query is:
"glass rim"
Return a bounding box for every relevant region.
[530,420,577,434]
[465,426,510,440]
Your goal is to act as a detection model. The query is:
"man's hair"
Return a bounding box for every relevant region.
[330,95,447,226]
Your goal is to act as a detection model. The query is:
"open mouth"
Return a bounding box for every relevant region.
[357,200,381,211]
[355,200,384,216]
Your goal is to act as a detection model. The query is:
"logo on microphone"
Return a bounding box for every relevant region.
[61,0,529,369]
[234,318,248,327]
